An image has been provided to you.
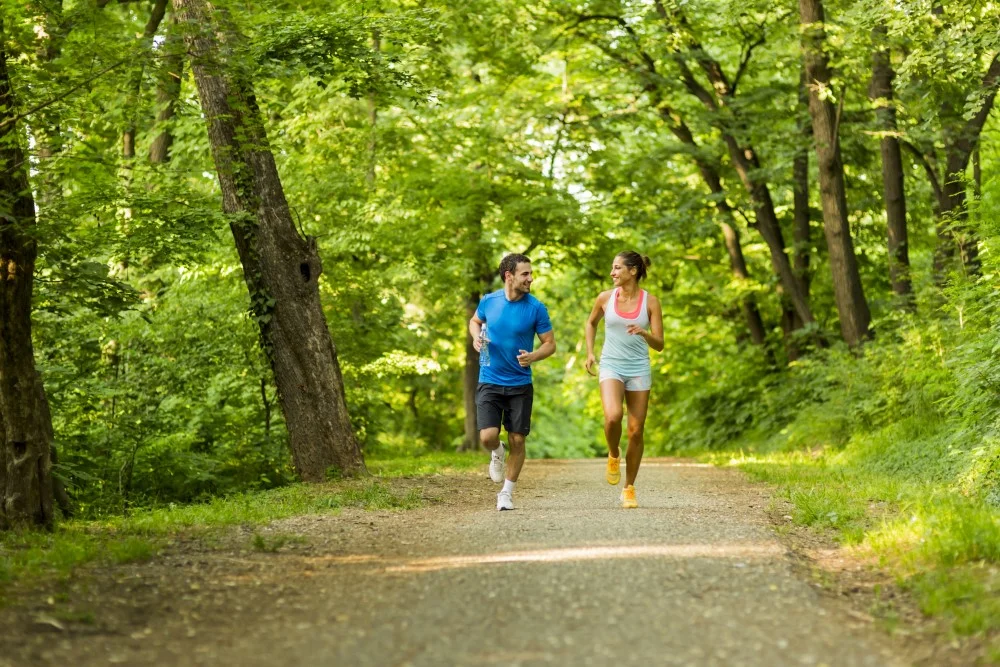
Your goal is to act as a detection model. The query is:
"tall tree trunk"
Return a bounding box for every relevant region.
[123,0,168,164]
[654,102,766,344]
[174,0,365,480]
[461,291,481,451]
[0,19,55,529]
[870,26,912,303]
[719,220,768,346]
[783,67,813,358]
[652,0,813,327]
[932,26,1000,277]
[800,0,871,346]
[149,12,184,164]
[460,258,495,451]
[668,63,814,328]
[366,31,380,187]
[792,70,812,300]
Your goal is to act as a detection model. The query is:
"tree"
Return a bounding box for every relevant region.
[149,9,185,164]
[870,24,911,304]
[651,2,816,329]
[174,0,365,480]
[799,0,870,346]
[0,16,56,529]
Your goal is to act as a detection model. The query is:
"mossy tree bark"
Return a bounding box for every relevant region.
[800,0,871,346]
[174,0,366,480]
[0,17,56,529]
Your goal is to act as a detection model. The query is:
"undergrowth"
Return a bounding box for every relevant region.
[0,451,479,603]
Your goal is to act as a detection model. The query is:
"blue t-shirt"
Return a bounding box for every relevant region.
[476,290,553,386]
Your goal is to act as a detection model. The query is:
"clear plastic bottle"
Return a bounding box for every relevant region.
[479,324,490,367]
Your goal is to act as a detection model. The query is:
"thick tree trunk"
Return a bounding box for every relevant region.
[933,48,1000,278]
[800,0,871,346]
[123,0,168,163]
[654,104,766,344]
[870,26,912,303]
[721,134,814,328]
[719,220,768,346]
[149,13,184,164]
[792,129,811,301]
[0,21,55,529]
[460,260,495,451]
[460,292,480,451]
[782,68,813,357]
[674,66,813,326]
[652,1,813,328]
[174,0,365,480]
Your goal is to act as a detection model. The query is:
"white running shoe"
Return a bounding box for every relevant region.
[496,490,514,511]
[488,442,506,483]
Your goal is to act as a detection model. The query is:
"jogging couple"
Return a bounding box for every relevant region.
[468,251,664,511]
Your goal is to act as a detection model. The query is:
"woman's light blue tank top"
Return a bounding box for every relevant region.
[600,288,651,376]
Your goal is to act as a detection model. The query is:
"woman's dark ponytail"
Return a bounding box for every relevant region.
[617,250,650,282]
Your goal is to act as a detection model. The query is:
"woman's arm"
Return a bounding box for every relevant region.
[584,292,609,375]
[626,294,664,352]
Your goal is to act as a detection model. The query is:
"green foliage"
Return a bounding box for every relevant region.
[4,2,1000,648]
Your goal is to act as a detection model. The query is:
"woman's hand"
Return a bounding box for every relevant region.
[585,353,597,376]
[625,324,647,338]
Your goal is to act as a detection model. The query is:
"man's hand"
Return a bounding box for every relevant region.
[517,349,534,367]
[472,336,483,353]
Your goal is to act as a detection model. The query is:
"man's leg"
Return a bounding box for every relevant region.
[477,383,507,485]
[495,385,532,510]
[505,433,527,482]
[479,427,501,452]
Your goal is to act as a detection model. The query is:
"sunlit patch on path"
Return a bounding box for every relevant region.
[296,542,785,574]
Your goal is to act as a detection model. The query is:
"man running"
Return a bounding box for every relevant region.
[469,253,556,511]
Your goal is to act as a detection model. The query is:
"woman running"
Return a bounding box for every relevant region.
[584,251,664,508]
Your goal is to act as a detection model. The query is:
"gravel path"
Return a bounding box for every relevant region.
[3,459,907,666]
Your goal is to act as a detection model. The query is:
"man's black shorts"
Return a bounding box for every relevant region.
[476,382,534,436]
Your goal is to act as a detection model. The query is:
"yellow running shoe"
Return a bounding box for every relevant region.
[621,484,638,509]
[606,454,621,485]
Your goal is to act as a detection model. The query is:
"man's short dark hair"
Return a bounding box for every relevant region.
[499,253,531,282]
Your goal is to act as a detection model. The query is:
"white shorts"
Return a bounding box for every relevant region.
[599,367,652,391]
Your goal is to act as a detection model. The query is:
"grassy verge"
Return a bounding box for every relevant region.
[0,450,480,602]
[713,416,1000,654]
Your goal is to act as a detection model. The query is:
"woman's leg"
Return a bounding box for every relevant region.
[599,380,625,457]
[623,389,650,487]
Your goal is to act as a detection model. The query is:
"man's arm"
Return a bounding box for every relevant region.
[517,330,556,367]
[469,314,485,352]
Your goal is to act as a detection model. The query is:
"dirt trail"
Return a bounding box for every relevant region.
[3,460,917,666]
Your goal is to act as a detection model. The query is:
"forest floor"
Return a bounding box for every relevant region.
[0,459,983,666]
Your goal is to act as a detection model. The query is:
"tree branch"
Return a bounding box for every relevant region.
[732,30,766,95]
[0,60,128,131]
[901,139,943,204]
[955,52,1000,159]
[573,14,658,75]
[652,0,733,97]
[673,55,718,111]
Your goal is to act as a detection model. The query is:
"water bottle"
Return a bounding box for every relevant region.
[479,324,490,367]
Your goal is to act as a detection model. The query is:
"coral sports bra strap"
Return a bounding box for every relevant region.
[613,288,645,320]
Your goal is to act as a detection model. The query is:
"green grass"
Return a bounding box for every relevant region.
[721,413,1000,647]
[366,449,484,477]
[250,532,309,553]
[0,466,442,602]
